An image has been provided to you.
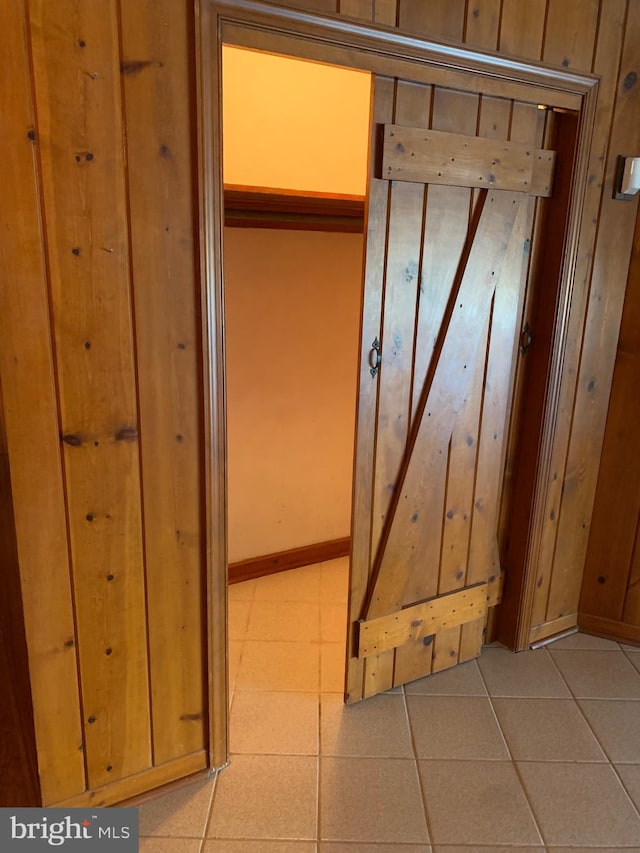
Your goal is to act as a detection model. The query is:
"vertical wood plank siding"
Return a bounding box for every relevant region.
[0,1,86,803]
[422,84,480,676]
[119,0,205,767]
[346,74,392,703]
[463,0,500,52]
[580,196,640,639]
[533,0,638,636]
[0,0,206,805]
[1,0,638,803]
[29,0,152,791]
[563,3,640,638]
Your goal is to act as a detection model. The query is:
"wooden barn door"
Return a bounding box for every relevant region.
[346,75,555,703]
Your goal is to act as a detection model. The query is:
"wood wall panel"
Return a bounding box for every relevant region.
[339,0,373,20]
[397,0,466,42]
[0,0,208,805]
[119,0,206,767]
[555,0,640,611]
[498,0,546,61]
[463,0,501,51]
[580,350,640,620]
[543,0,600,71]
[374,0,397,27]
[580,205,640,631]
[0,0,85,804]
[2,0,640,804]
[534,0,638,635]
[28,0,152,790]
[288,0,338,11]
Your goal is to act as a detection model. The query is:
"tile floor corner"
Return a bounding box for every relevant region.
[139,558,640,852]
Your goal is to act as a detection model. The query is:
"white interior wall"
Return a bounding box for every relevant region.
[222,46,371,195]
[224,227,363,563]
[223,47,370,563]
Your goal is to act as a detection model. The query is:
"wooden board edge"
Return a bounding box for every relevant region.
[578,613,640,647]
[357,583,488,658]
[224,186,365,232]
[119,767,212,808]
[528,612,578,644]
[47,751,209,808]
[381,125,556,196]
[225,212,364,232]
[486,570,504,607]
[196,0,230,775]
[224,184,366,212]
[229,537,350,584]
[216,0,595,107]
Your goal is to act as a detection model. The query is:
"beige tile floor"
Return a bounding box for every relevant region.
[139,558,640,852]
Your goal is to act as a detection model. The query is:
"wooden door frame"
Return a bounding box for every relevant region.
[195,0,599,770]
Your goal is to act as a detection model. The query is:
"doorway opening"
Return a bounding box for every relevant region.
[222,46,370,581]
[200,0,597,768]
[221,47,372,705]
[220,45,582,700]
[201,7,595,768]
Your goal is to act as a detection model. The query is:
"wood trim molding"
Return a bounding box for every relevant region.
[224,185,365,232]
[507,85,600,651]
[197,0,601,769]
[229,537,350,584]
[578,614,640,647]
[196,0,229,773]
[217,0,595,109]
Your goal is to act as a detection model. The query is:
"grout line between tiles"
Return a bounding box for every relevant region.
[198,769,219,848]
[549,650,617,752]
[223,566,640,848]
[545,644,640,826]
[476,651,548,849]
[571,696,628,766]
[479,679,512,758]
[624,648,640,669]
[316,687,322,845]
[401,683,435,849]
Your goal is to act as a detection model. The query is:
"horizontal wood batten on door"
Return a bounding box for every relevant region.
[357,583,488,658]
[381,125,556,196]
[228,536,350,583]
[224,185,365,232]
